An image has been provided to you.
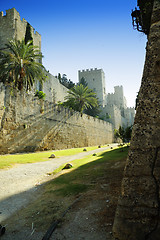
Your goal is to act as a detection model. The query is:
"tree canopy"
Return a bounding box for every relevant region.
[63,84,99,113]
[78,77,88,87]
[0,39,46,91]
[58,73,75,89]
[114,126,132,143]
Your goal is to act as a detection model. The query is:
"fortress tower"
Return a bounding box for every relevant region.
[0,8,68,102]
[0,8,42,90]
[0,8,41,51]
[78,68,106,107]
[107,86,127,111]
[114,86,127,109]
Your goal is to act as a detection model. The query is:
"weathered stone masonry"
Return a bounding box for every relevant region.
[113,1,160,239]
[0,85,113,154]
[0,8,41,50]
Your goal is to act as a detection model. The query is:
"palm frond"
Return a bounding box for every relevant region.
[0,39,46,91]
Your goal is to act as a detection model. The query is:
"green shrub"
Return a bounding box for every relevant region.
[35,90,46,99]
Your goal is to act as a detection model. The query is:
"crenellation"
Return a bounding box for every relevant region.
[6,8,20,20]
[35,31,41,36]
[0,8,41,50]
[79,68,102,73]
[22,18,27,23]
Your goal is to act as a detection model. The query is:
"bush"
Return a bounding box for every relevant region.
[114,125,133,143]
[35,90,46,99]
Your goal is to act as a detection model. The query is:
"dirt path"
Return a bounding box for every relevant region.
[0,144,118,223]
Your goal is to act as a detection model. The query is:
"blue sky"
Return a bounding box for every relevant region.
[1,0,147,107]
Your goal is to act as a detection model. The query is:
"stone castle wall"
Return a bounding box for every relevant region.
[0,8,41,50]
[0,8,68,104]
[124,107,135,126]
[42,72,68,103]
[114,86,127,109]
[102,104,122,129]
[0,84,113,154]
[0,8,135,131]
[106,86,127,109]
[113,0,160,239]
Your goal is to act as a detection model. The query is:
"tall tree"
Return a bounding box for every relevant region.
[58,73,62,82]
[114,126,125,143]
[25,22,33,45]
[114,125,132,143]
[63,84,98,113]
[59,73,75,89]
[78,77,88,87]
[0,39,46,91]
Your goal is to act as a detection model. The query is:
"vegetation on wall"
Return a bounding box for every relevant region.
[35,90,46,99]
[0,39,46,91]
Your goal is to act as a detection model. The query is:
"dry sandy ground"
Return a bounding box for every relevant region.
[0,144,122,240]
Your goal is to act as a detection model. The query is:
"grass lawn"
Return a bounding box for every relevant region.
[0,145,109,169]
[48,146,128,196]
[5,146,128,233]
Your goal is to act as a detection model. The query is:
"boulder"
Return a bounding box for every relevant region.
[62,163,73,170]
[49,154,56,158]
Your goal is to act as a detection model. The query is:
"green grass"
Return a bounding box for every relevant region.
[0,145,109,169]
[3,146,128,231]
[53,183,88,196]
[46,146,128,197]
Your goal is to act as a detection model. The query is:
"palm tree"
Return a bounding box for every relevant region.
[64,84,99,113]
[0,39,46,91]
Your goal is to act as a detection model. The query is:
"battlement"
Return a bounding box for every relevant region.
[0,8,41,39]
[0,8,21,22]
[114,85,123,90]
[78,68,103,73]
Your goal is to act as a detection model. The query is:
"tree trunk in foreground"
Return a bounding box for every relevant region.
[113,1,160,239]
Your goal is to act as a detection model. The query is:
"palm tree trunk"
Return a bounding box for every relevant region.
[18,67,24,90]
[113,1,160,239]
